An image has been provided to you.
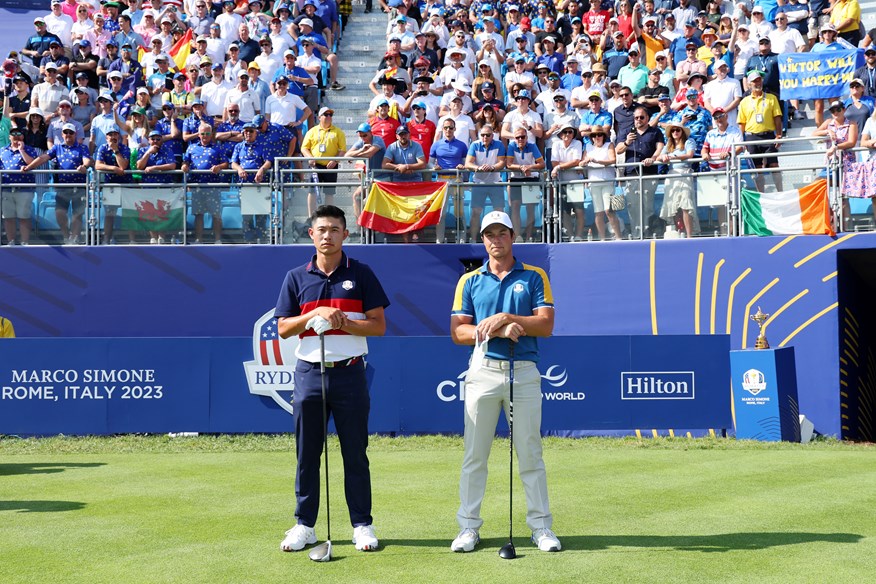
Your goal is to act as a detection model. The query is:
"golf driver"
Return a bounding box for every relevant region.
[309,333,332,562]
[498,344,516,560]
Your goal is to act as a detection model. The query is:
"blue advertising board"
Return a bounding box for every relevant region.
[0,335,731,436]
[730,348,801,442]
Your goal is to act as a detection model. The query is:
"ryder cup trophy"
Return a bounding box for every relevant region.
[750,307,770,350]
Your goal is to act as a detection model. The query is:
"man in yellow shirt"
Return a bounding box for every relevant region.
[1,316,14,338]
[738,71,784,192]
[830,0,862,46]
[301,107,347,217]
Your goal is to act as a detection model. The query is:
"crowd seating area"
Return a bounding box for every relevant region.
[1,0,875,245]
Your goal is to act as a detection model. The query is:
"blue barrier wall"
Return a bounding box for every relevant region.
[2,233,874,435]
[0,336,731,436]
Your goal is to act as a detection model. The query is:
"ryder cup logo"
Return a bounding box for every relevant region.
[243,309,299,415]
[436,364,571,402]
[741,369,767,396]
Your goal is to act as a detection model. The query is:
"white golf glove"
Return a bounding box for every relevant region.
[306,315,333,335]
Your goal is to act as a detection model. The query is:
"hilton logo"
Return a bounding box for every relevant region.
[620,372,695,400]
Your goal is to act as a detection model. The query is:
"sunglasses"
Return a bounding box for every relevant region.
[62,130,75,135]
[671,128,683,132]
[227,109,240,113]
[322,113,333,117]
[150,136,162,140]
[199,132,212,136]
[634,115,647,120]
[443,126,455,130]
[620,93,632,98]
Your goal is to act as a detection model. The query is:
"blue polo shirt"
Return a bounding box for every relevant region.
[46,143,91,184]
[430,137,468,171]
[274,252,390,362]
[154,117,185,158]
[182,114,215,143]
[452,258,553,363]
[217,118,245,159]
[231,140,270,182]
[138,143,176,183]
[352,135,388,179]
[384,140,425,182]
[95,142,132,183]
[0,144,38,183]
[255,122,294,160]
[183,142,225,183]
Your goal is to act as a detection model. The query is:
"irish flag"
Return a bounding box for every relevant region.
[741,179,834,236]
[359,181,447,234]
[121,188,185,232]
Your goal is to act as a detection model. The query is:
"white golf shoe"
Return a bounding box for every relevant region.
[531,528,562,552]
[450,528,480,552]
[353,524,379,551]
[280,524,317,552]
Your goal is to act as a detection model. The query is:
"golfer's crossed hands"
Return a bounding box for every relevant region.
[476,313,526,343]
[307,307,348,333]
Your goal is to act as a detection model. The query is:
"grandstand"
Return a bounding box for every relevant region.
[0,1,874,246]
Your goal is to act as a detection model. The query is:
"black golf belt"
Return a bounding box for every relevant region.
[305,356,362,368]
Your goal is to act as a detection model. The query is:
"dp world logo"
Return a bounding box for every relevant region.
[243,309,299,415]
[436,365,569,402]
[741,369,767,396]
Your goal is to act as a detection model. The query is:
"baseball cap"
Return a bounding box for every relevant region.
[44,62,59,71]
[396,124,409,134]
[686,88,699,98]
[865,47,876,55]
[480,210,513,234]
[61,122,76,132]
[251,114,265,126]
[75,71,88,79]
[821,23,837,33]
[747,70,763,82]
[284,49,296,58]
[49,39,62,47]
[78,39,91,48]
[318,106,334,117]
[58,99,72,107]
[174,72,186,80]
[412,101,426,110]
[237,70,249,78]
[106,124,120,134]
[850,78,865,87]
[482,81,495,90]
[247,62,260,71]
[357,122,372,133]
[98,91,115,102]
[517,89,531,100]
[242,122,257,130]
[108,70,123,79]
[148,129,162,138]
[588,90,602,100]
[212,62,224,70]
[752,6,763,13]
[713,107,726,115]
[376,97,390,106]
[829,100,845,110]
[657,94,671,101]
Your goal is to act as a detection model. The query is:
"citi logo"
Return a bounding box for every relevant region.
[620,372,695,400]
[436,366,570,402]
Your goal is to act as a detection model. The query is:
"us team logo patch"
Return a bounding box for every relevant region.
[342,280,355,290]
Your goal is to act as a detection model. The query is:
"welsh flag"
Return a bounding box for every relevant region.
[741,179,834,237]
[358,181,447,234]
[121,188,185,232]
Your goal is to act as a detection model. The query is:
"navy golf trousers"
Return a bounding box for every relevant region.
[293,358,372,528]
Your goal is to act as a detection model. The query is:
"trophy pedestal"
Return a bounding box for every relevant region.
[730,348,801,442]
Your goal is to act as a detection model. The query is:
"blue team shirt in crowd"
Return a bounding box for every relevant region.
[95,142,132,183]
[673,106,713,155]
[138,143,176,183]
[0,144,38,183]
[155,117,185,158]
[561,72,583,91]
[232,140,270,181]
[351,135,388,179]
[580,108,613,144]
[183,142,226,183]
[384,140,425,182]
[273,65,313,97]
[183,114,215,143]
[430,137,468,171]
[255,123,294,160]
[216,119,245,159]
[47,143,91,184]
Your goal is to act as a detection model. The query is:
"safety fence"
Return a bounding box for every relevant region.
[0,142,868,246]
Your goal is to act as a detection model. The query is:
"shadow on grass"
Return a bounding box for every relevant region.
[563,533,865,552]
[0,462,105,476]
[0,501,87,513]
[379,533,863,554]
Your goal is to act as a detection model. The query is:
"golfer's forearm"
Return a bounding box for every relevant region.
[340,317,386,337]
[451,323,477,345]
[277,315,310,338]
[506,313,554,337]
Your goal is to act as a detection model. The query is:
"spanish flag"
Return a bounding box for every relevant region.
[169,29,194,72]
[359,181,447,234]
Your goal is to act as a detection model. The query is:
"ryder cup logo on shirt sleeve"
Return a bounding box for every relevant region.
[243,309,299,414]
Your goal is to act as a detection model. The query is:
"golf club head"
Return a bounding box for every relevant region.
[308,540,332,562]
[498,541,516,560]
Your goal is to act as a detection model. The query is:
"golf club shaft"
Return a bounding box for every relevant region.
[508,343,514,544]
[319,333,330,542]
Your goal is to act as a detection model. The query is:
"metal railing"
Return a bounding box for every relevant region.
[1,142,866,246]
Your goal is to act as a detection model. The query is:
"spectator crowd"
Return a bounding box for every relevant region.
[1,0,874,245]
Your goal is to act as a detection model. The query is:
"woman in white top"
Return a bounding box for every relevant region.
[551,125,586,241]
[70,5,94,47]
[658,123,698,237]
[733,23,758,82]
[582,128,621,240]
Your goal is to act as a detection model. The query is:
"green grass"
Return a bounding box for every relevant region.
[1,435,874,584]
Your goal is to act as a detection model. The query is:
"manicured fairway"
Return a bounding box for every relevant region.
[1,435,873,584]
